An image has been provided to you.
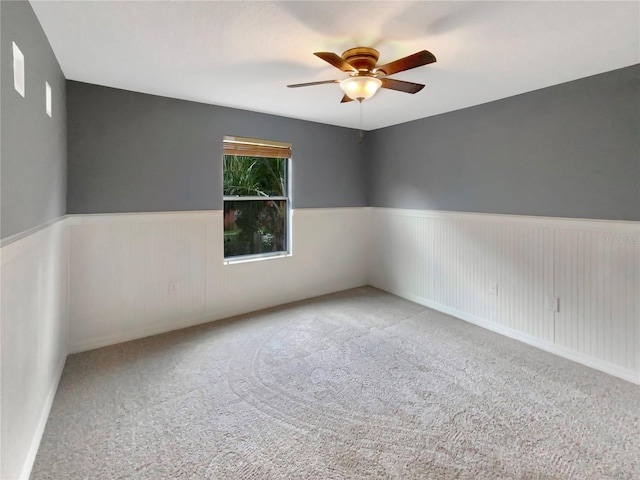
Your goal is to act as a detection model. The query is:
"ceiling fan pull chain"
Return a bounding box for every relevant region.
[359,100,364,144]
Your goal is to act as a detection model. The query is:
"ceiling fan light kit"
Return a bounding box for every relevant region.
[340,76,382,101]
[287,46,436,103]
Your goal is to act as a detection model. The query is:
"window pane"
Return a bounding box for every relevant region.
[224,200,287,258]
[223,156,286,197]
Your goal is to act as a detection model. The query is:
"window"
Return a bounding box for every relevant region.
[223,136,291,260]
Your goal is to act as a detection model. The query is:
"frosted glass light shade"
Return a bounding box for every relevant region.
[339,76,382,101]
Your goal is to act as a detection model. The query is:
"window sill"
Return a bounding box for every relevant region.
[223,252,291,265]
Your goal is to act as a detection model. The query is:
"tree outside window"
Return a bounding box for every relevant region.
[223,137,290,259]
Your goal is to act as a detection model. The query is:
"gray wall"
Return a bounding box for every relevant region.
[64,65,640,220]
[367,64,640,221]
[67,81,366,213]
[1,0,67,239]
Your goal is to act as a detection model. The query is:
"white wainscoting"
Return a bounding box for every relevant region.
[3,206,637,480]
[1,219,68,480]
[66,208,370,353]
[369,208,640,384]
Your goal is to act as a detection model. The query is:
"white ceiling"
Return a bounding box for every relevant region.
[30,1,639,131]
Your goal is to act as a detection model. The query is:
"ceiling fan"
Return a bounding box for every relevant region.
[287,47,436,103]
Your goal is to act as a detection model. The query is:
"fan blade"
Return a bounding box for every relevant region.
[314,52,358,73]
[374,50,436,76]
[287,80,340,88]
[340,94,354,103]
[380,78,425,94]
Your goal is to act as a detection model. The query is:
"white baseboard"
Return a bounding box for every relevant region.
[398,290,639,385]
[18,355,67,480]
[69,312,219,354]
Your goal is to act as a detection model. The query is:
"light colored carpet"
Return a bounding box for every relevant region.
[32,287,639,479]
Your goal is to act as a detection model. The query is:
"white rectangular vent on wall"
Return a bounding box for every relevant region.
[12,42,25,97]
[46,82,52,117]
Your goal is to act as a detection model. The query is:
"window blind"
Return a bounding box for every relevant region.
[223,136,291,159]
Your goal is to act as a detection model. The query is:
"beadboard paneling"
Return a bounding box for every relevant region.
[553,228,640,373]
[369,208,640,383]
[1,219,68,480]
[67,212,210,350]
[67,208,369,353]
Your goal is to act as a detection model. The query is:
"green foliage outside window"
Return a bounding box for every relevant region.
[223,156,288,258]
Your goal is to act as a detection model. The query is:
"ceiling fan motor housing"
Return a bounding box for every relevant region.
[341,47,380,73]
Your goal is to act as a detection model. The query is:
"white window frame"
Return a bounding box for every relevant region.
[222,136,292,264]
